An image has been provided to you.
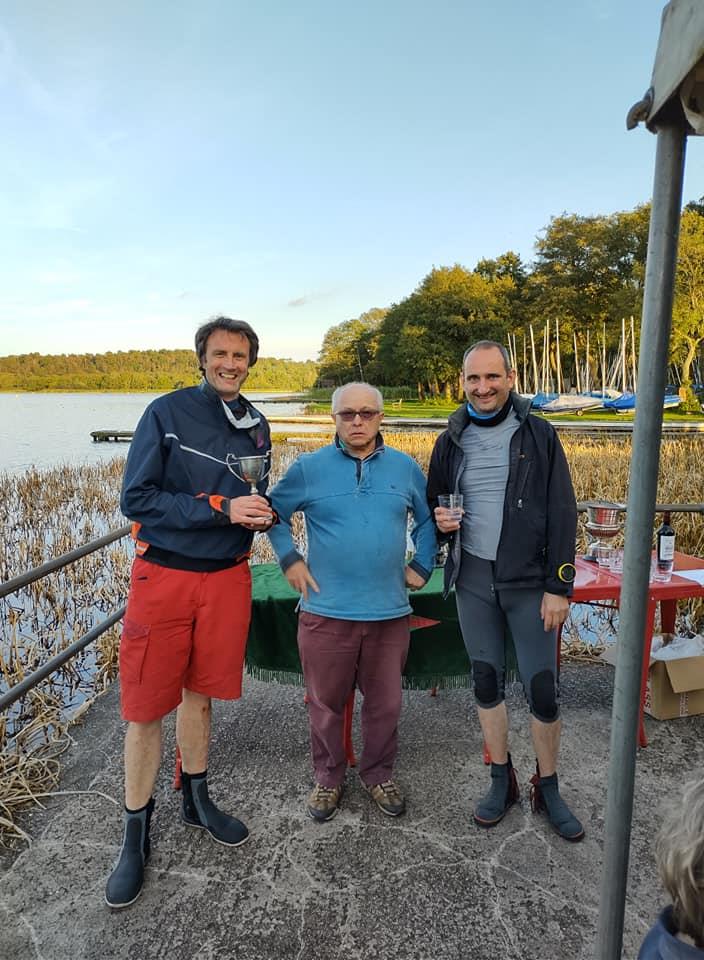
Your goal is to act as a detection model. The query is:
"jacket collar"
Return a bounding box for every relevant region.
[334,432,385,461]
[447,391,530,443]
[198,380,261,430]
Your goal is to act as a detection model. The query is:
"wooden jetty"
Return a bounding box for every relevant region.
[90,430,135,442]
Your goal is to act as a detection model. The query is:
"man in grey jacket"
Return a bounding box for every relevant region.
[427,341,583,842]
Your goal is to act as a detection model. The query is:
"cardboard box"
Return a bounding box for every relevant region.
[600,643,704,720]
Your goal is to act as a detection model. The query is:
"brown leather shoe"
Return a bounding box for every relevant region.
[365,779,406,817]
[307,783,343,822]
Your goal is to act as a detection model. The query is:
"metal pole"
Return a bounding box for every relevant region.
[595,120,687,958]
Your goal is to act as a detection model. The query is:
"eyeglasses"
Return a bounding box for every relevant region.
[334,409,380,422]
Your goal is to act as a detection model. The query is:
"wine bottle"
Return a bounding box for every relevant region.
[655,511,675,582]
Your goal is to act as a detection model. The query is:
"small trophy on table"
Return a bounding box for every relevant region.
[226,453,271,493]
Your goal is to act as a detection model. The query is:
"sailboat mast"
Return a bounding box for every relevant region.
[621,317,627,392]
[630,315,637,392]
[530,324,538,394]
[573,330,581,394]
[555,318,562,394]
[544,319,550,393]
[585,329,591,394]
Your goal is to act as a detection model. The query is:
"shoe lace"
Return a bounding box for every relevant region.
[376,780,401,803]
[312,784,338,802]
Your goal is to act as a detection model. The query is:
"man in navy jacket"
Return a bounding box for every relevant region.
[105,316,274,908]
[428,341,583,842]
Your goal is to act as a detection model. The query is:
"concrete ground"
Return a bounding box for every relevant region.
[1,662,703,960]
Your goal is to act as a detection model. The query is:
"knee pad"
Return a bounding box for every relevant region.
[529,669,559,722]
[472,660,503,707]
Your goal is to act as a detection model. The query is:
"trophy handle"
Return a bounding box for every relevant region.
[225,453,246,483]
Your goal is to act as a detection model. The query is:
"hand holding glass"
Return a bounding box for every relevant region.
[438,494,464,528]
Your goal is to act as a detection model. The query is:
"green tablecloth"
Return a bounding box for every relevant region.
[248,564,473,689]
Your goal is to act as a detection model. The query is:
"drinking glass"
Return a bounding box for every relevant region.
[596,544,614,569]
[653,559,673,582]
[438,494,464,521]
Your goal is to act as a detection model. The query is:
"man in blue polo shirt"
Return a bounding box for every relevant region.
[268,382,436,822]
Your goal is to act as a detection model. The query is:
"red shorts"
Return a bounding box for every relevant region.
[119,557,252,722]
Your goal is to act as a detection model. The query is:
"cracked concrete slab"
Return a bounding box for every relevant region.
[0,663,702,960]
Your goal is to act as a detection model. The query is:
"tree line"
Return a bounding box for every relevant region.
[317,199,704,403]
[0,349,319,393]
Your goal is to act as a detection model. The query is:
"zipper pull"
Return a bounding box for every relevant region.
[517,498,523,509]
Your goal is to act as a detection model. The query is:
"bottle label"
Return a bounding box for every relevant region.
[658,533,675,561]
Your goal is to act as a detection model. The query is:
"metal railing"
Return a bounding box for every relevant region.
[1,505,703,713]
[0,524,131,713]
[0,524,130,600]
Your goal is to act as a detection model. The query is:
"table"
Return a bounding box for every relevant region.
[247,564,477,689]
[569,552,704,746]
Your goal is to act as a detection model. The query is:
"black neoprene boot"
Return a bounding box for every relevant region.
[105,797,154,908]
[529,765,585,842]
[473,753,520,827]
[181,770,249,846]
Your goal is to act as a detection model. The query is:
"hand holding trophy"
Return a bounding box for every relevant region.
[226,453,273,528]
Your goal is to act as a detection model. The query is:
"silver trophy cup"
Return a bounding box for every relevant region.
[226,453,271,493]
[583,500,625,561]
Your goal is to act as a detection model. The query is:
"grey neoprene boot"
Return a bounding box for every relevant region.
[529,765,585,842]
[105,797,154,908]
[181,770,249,846]
[473,753,520,827]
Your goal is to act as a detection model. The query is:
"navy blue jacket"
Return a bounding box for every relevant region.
[638,908,704,958]
[121,382,272,562]
[427,393,577,597]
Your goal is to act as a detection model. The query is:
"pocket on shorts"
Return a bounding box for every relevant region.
[120,617,151,684]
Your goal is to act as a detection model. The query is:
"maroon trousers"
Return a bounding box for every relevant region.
[297,611,410,787]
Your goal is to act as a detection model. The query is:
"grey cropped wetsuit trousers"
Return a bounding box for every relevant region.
[454,552,560,723]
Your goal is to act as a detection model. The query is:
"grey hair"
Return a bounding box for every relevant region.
[331,382,384,413]
[656,776,704,946]
[462,340,512,374]
[194,316,260,371]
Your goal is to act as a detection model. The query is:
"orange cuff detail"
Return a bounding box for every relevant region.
[208,494,230,516]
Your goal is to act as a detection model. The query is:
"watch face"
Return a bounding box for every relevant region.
[558,563,576,584]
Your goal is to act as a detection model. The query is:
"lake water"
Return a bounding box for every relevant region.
[0,392,316,475]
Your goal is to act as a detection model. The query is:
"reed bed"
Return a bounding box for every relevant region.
[1,433,703,841]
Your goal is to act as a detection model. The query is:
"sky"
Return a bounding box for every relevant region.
[1,0,702,362]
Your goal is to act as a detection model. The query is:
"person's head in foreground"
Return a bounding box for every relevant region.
[640,775,704,955]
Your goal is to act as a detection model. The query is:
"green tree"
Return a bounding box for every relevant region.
[316,308,387,385]
[376,265,507,399]
[672,208,704,393]
[526,207,650,386]
[0,350,319,393]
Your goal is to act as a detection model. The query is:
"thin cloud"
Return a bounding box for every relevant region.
[287,287,340,308]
